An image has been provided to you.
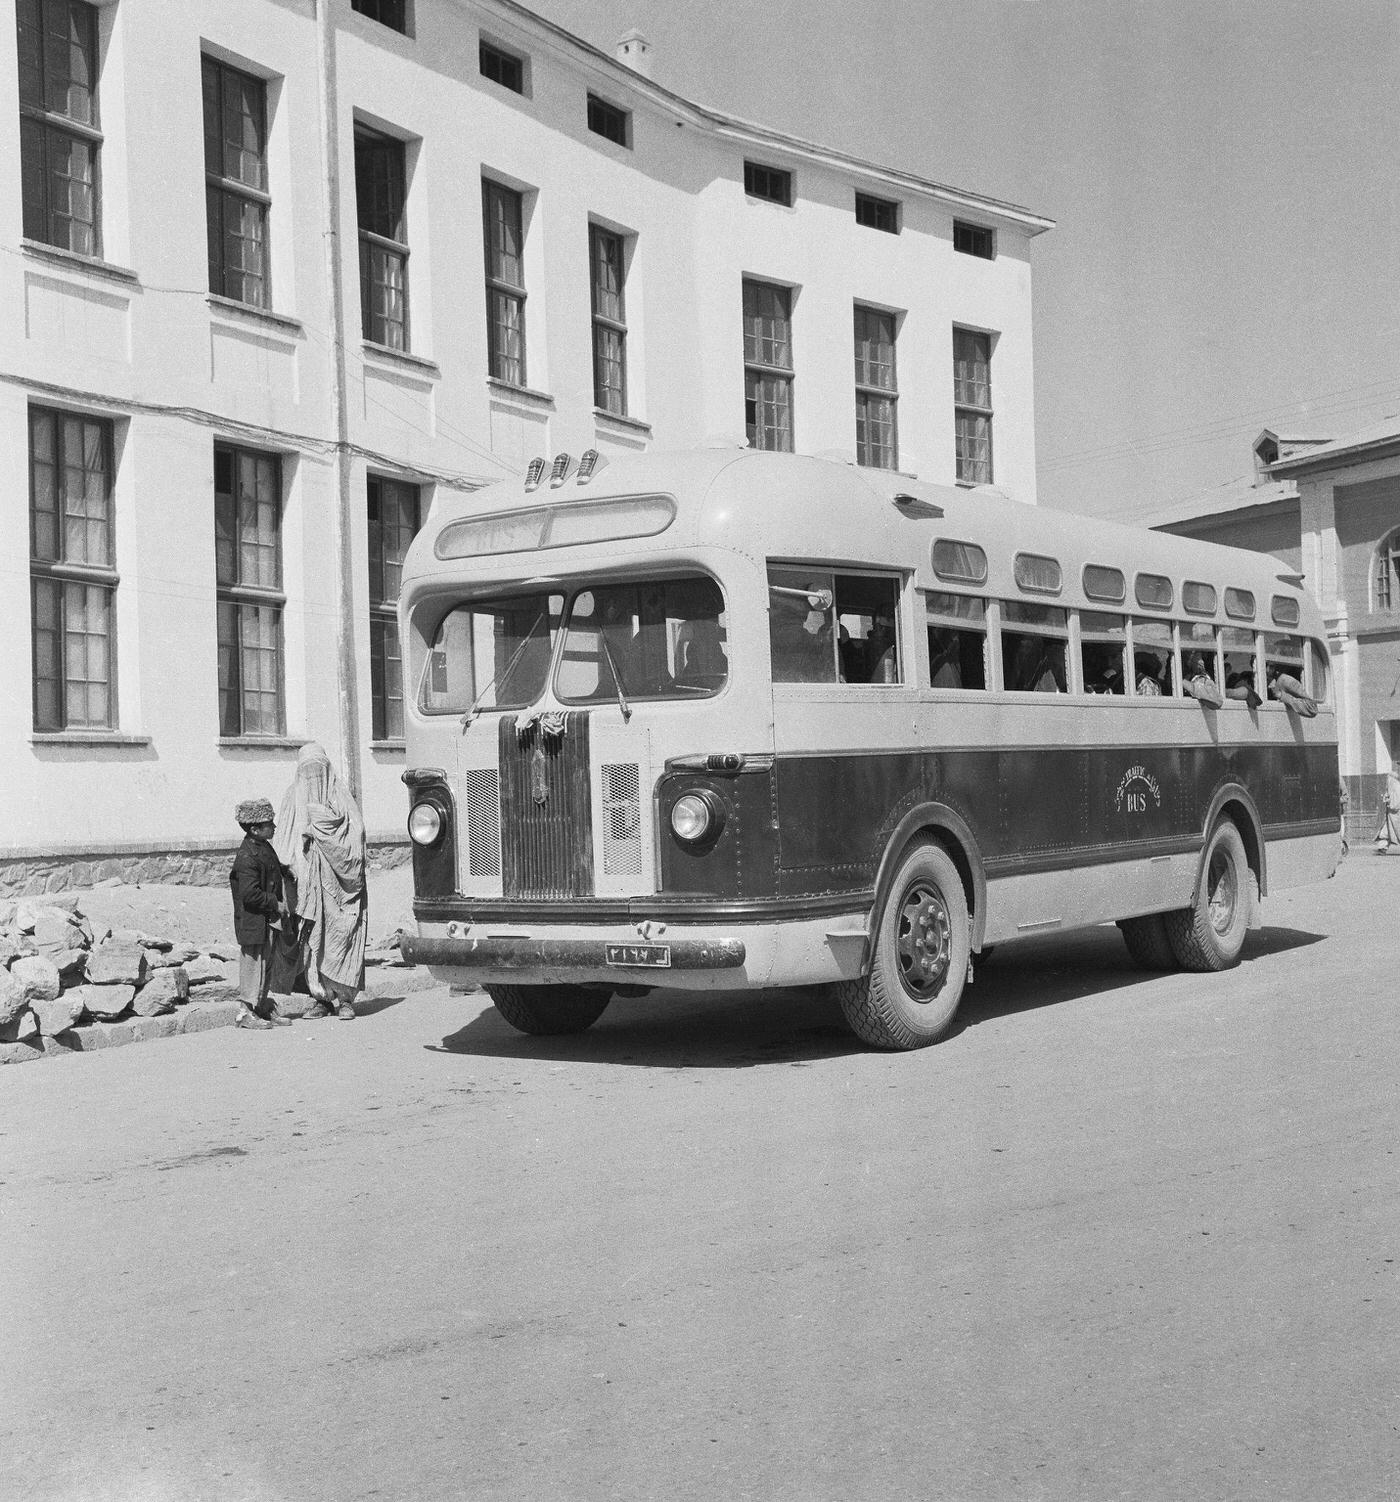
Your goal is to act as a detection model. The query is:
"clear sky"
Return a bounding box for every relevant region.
[531,0,1399,520]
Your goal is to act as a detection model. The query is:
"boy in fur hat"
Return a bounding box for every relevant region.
[230,798,292,1030]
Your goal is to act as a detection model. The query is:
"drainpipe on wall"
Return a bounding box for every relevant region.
[315,0,363,801]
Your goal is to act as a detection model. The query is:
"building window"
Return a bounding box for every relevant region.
[483,178,526,386]
[1375,530,1400,611]
[355,129,409,350]
[479,39,524,93]
[202,57,269,309]
[953,220,995,259]
[351,0,407,33]
[855,192,899,234]
[953,328,993,484]
[854,305,898,470]
[30,406,116,731]
[587,93,629,147]
[744,160,792,206]
[17,0,101,256]
[742,280,793,452]
[368,476,420,742]
[215,444,284,738]
[590,225,627,416]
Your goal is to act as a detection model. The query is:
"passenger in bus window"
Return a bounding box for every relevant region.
[769,580,838,684]
[1266,661,1318,716]
[1182,651,1223,706]
[1005,633,1065,693]
[866,614,899,683]
[1133,652,1164,696]
[1082,643,1125,694]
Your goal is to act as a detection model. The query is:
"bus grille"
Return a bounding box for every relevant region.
[602,763,642,875]
[465,767,500,877]
[499,713,595,898]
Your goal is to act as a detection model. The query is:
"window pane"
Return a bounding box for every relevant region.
[32,576,61,731]
[931,539,987,585]
[743,281,792,369]
[486,288,524,384]
[953,330,991,406]
[420,593,561,714]
[768,567,837,684]
[745,371,793,452]
[854,306,896,390]
[955,412,991,484]
[45,128,96,255]
[355,131,406,240]
[483,181,523,286]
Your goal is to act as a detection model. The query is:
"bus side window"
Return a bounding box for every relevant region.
[768,567,839,684]
[1001,601,1067,693]
[1131,618,1173,696]
[1178,621,1218,696]
[835,572,902,684]
[1264,633,1306,703]
[926,592,986,690]
[1080,611,1126,694]
[1222,627,1258,703]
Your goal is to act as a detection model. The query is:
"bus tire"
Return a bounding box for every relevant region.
[1163,820,1250,972]
[834,841,969,1050]
[1116,914,1178,970]
[486,984,612,1036]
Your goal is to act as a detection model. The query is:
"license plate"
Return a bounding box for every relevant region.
[605,943,671,969]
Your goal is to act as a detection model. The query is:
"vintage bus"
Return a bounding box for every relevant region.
[397,447,1339,1050]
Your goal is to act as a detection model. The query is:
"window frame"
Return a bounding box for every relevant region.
[29,404,118,732]
[952,327,993,484]
[202,55,270,309]
[354,126,410,351]
[478,38,525,93]
[586,92,630,148]
[953,220,995,259]
[855,191,899,234]
[743,159,793,206]
[350,0,408,34]
[742,278,794,453]
[589,223,628,416]
[482,176,527,386]
[214,442,286,739]
[368,474,421,742]
[18,0,103,257]
[853,303,898,470]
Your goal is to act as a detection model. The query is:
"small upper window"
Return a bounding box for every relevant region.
[855,192,899,233]
[352,0,408,33]
[744,160,792,206]
[1135,572,1173,610]
[931,538,988,585]
[587,94,629,147]
[1271,594,1301,628]
[1014,553,1062,595]
[1183,581,1218,615]
[1083,564,1126,603]
[1225,587,1256,621]
[953,220,994,259]
[480,40,524,93]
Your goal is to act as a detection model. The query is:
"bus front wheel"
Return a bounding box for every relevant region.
[1116,914,1178,970]
[833,841,970,1050]
[486,984,612,1036]
[1163,820,1251,972]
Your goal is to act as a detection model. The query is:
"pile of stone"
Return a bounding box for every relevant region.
[0,895,243,1045]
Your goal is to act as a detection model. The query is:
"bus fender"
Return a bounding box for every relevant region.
[870,803,989,954]
[1202,781,1267,917]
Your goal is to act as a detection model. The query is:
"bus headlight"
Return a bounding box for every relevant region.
[408,802,444,846]
[671,790,725,844]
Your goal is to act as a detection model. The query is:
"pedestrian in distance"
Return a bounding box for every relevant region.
[1374,766,1400,854]
[230,798,293,1030]
[274,743,368,1020]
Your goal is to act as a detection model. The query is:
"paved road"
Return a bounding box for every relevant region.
[3,857,1398,1501]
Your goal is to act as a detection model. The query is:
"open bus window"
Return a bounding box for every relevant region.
[927,592,987,690]
[1222,627,1258,703]
[419,592,562,714]
[1131,618,1173,696]
[1264,633,1306,704]
[1178,620,1219,697]
[1080,611,1126,694]
[768,567,902,684]
[1309,638,1331,703]
[555,575,727,703]
[1001,601,1067,693]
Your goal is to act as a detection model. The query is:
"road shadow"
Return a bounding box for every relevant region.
[356,993,410,1018]
[425,921,1327,1068]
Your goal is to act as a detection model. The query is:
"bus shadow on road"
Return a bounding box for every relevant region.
[427,921,1325,1065]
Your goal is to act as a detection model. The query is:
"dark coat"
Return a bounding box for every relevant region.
[230,835,285,947]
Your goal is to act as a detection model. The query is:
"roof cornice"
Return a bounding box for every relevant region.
[1270,434,1400,475]
[474,0,1054,234]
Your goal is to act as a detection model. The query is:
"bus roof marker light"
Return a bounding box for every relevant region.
[524,457,547,491]
[549,452,575,487]
[576,449,607,484]
[893,492,944,518]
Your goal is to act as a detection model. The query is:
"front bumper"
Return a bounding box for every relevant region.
[401,934,746,972]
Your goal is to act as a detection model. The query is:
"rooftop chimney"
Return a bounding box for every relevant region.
[616,28,652,78]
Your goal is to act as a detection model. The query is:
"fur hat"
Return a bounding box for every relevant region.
[235,797,275,826]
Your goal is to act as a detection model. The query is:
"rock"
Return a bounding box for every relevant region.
[102,926,145,947]
[147,943,200,969]
[134,968,187,1014]
[85,942,149,987]
[0,968,29,1027]
[268,991,315,1018]
[54,949,88,984]
[10,955,61,1004]
[31,992,84,1036]
[0,934,20,967]
[189,980,241,1006]
[205,944,241,963]
[31,909,88,957]
[71,982,135,1021]
[42,892,82,912]
[134,931,173,953]
[186,955,236,986]
[0,900,16,929]
[94,876,124,888]
[0,1006,36,1043]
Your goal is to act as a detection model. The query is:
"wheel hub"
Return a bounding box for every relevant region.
[1207,850,1238,933]
[895,880,952,1001]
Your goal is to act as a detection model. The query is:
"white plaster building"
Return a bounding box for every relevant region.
[0,0,1051,891]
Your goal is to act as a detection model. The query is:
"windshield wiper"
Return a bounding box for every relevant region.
[460,609,547,729]
[597,632,633,723]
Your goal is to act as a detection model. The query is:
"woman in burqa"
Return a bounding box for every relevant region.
[274,743,368,1018]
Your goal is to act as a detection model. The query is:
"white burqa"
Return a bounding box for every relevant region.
[275,743,368,998]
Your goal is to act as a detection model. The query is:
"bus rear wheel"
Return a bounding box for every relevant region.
[1116,914,1178,970]
[1163,820,1250,972]
[833,841,970,1050]
[486,984,612,1036]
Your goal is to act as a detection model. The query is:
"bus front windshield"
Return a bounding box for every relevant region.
[421,592,563,714]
